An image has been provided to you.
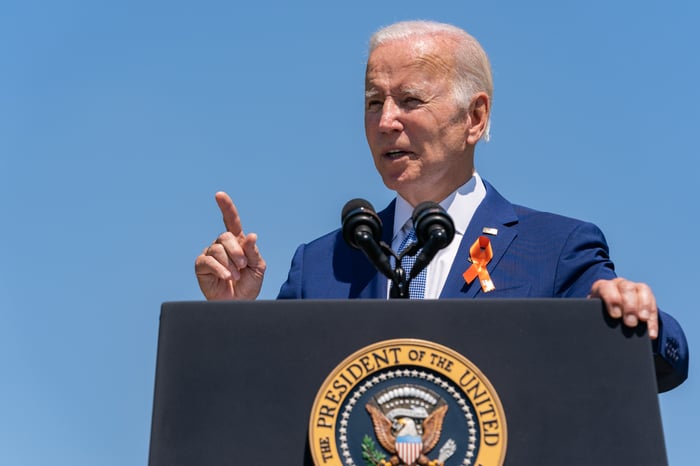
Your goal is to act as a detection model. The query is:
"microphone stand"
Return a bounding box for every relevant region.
[381,241,420,299]
[389,267,409,299]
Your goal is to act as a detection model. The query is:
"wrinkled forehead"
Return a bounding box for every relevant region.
[365,37,457,89]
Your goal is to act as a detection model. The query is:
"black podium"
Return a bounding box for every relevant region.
[148,299,667,466]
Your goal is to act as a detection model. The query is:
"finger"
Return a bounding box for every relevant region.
[633,283,654,322]
[590,279,623,318]
[647,307,659,339]
[195,248,234,281]
[232,233,266,299]
[635,283,659,339]
[241,233,267,273]
[216,231,248,271]
[617,280,640,327]
[206,243,241,280]
[215,191,244,237]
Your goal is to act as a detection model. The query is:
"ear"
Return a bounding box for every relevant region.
[466,93,490,145]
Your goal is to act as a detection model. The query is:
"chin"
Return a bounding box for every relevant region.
[380,173,406,191]
[382,177,418,200]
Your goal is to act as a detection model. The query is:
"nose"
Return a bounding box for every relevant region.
[377,98,403,133]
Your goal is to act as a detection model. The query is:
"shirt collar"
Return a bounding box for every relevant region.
[392,173,485,241]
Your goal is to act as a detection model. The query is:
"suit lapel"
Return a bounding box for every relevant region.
[440,181,519,298]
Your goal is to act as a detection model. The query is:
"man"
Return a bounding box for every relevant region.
[194,21,688,391]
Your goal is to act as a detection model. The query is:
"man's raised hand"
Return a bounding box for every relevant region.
[195,192,266,300]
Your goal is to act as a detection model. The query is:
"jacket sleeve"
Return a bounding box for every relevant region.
[557,221,689,391]
[653,310,689,392]
[277,244,305,299]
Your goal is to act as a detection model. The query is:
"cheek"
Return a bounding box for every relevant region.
[364,119,373,137]
[364,119,376,142]
[364,112,377,131]
[364,123,383,155]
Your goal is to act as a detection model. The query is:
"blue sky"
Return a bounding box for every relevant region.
[1,1,697,464]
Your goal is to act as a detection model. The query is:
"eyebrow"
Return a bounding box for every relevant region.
[400,85,424,96]
[365,88,380,99]
[365,86,425,100]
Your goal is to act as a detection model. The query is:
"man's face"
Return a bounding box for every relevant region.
[364,38,475,206]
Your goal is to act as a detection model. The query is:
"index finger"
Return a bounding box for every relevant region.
[215,191,244,236]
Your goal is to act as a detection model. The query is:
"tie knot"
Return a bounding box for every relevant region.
[398,226,417,253]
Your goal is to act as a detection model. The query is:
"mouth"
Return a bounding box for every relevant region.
[384,149,414,160]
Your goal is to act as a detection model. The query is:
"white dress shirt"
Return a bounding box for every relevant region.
[388,173,486,299]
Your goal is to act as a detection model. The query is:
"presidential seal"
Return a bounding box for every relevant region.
[309,339,507,466]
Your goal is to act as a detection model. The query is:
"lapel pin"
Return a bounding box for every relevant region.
[482,227,498,236]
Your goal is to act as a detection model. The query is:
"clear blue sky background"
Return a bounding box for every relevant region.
[1,1,697,464]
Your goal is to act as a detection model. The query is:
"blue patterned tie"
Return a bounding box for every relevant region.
[398,228,426,299]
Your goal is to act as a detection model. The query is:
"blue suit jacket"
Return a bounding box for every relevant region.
[278,181,688,391]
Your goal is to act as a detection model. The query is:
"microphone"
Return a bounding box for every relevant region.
[341,199,394,279]
[409,201,455,279]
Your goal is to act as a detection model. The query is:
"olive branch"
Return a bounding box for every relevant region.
[361,434,386,466]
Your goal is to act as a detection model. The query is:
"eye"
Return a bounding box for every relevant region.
[366,99,383,111]
[402,96,424,109]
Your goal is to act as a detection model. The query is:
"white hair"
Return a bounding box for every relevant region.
[369,20,493,141]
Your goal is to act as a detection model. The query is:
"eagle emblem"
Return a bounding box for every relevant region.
[365,385,450,466]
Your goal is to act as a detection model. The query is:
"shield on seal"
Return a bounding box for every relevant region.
[396,434,422,465]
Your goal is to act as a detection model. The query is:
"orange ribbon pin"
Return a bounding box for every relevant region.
[463,236,495,292]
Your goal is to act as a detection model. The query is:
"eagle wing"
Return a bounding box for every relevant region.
[421,404,448,453]
[365,404,397,453]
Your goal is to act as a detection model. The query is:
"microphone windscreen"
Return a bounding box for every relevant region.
[412,201,455,246]
[412,201,442,221]
[341,198,375,222]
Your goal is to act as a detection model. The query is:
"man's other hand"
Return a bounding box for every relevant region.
[589,278,658,339]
